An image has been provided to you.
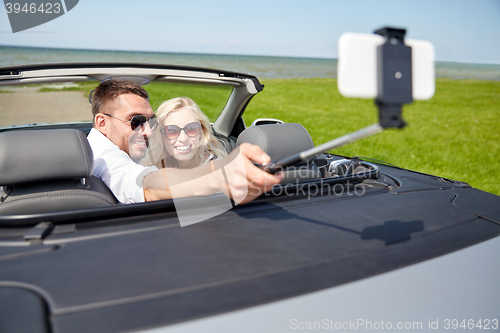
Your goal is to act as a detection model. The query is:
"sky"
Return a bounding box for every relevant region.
[0,0,499,64]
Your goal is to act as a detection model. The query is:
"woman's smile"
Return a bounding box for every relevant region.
[162,108,201,168]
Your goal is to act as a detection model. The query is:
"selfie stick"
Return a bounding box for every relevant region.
[263,27,412,174]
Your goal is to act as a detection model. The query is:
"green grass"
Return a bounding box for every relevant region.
[38,81,98,95]
[243,78,500,195]
[38,86,84,92]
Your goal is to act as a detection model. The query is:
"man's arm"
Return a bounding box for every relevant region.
[142,143,282,203]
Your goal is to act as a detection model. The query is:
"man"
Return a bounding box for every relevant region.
[87,79,282,204]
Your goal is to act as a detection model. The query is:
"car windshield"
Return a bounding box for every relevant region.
[0,74,245,223]
[0,80,233,128]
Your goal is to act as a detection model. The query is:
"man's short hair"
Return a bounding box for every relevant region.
[91,79,149,119]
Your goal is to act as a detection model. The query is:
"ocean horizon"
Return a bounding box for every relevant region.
[1,45,500,81]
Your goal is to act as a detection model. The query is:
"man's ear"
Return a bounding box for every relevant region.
[94,114,108,135]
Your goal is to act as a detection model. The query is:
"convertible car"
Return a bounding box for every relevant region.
[0,62,499,333]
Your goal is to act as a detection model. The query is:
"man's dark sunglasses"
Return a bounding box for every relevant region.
[102,113,158,131]
[161,122,202,140]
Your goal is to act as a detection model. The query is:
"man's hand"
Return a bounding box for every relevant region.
[219,143,283,204]
[143,143,282,203]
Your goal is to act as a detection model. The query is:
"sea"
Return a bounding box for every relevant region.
[1,45,500,81]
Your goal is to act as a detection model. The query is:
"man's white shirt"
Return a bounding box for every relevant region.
[87,128,157,204]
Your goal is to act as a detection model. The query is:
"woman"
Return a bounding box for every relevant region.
[141,97,227,169]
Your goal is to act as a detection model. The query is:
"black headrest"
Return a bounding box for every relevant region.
[236,123,314,161]
[0,129,93,185]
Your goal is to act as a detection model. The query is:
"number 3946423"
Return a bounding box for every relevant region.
[5,2,61,14]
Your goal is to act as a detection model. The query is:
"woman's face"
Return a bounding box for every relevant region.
[161,107,202,168]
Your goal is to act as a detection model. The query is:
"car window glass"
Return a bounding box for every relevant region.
[0,81,97,127]
[0,81,233,128]
[146,82,233,122]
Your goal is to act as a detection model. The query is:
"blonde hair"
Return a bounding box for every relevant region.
[140,97,227,169]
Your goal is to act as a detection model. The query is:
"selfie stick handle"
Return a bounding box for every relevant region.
[264,123,383,174]
[301,123,383,160]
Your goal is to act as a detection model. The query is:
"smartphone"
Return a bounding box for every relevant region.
[337,32,435,100]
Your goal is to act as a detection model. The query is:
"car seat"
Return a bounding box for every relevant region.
[236,123,322,183]
[0,129,118,215]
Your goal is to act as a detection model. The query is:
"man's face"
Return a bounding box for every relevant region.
[104,94,154,162]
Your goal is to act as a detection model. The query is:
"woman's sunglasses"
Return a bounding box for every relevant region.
[103,113,158,131]
[161,122,202,140]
